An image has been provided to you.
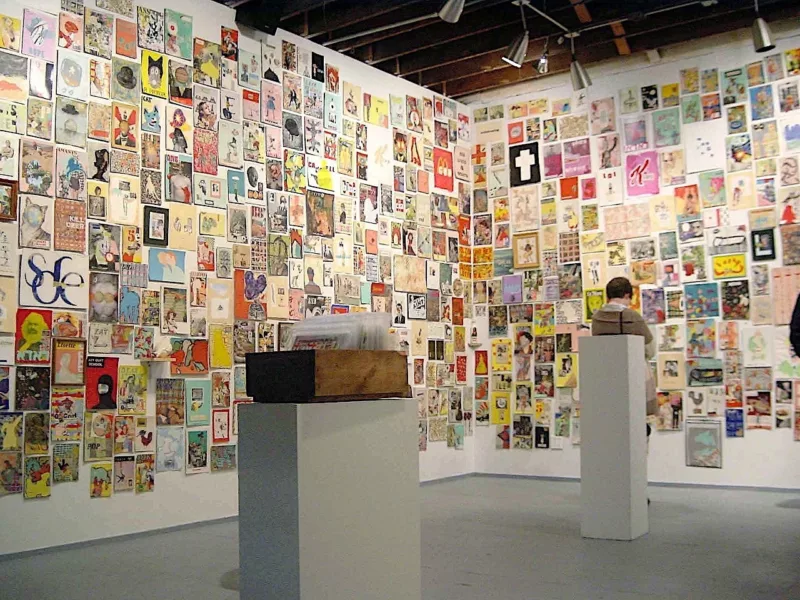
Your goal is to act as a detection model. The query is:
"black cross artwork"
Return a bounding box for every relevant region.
[509,142,541,187]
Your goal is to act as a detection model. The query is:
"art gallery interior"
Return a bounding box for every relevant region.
[0,0,799,597]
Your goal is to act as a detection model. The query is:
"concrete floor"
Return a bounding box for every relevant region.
[2,477,799,600]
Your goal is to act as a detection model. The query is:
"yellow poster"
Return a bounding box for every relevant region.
[712,254,747,280]
[490,391,511,425]
[117,365,149,415]
[661,82,679,107]
[491,338,512,372]
[555,353,578,388]
[140,50,168,99]
[473,264,493,280]
[364,94,389,128]
[534,304,555,336]
[584,289,605,322]
[209,324,233,368]
[473,247,493,263]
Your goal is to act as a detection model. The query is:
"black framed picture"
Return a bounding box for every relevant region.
[143,206,169,247]
[751,228,775,262]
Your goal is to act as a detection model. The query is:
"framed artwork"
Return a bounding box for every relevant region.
[0,178,17,221]
[512,232,540,269]
[143,206,168,247]
[685,418,723,468]
[212,408,230,443]
[51,338,86,385]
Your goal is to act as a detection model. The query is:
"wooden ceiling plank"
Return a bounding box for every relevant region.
[446,0,798,97]
[610,21,631,55]
[351,2,577,64]
[446,43,620,97]
[286,0,423,39]
[569,0,592,24]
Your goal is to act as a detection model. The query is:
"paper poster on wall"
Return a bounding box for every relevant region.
[625,151,659,197]
[684,120,726,173]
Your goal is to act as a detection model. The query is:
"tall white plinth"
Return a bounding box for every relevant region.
[238,400,421,600]
[578,335,649,541]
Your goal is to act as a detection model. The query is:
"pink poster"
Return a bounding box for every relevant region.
[625,150,660,197]
[563,138,592,177]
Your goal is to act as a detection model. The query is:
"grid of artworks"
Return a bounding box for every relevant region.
[0,1,472,500]
[467,49,800,465]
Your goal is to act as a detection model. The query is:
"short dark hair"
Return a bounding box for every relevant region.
[606,277,633,300]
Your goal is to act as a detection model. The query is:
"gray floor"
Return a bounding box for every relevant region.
[3,477,799,600]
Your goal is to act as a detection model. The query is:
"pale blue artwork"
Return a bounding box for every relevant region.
[148,247,186,283]
[118,286,141,324]
[156,426,184,472]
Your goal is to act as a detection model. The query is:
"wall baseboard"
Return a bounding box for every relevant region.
[4,474,796,560]
[0,515,238,562]
[471,472,800,493]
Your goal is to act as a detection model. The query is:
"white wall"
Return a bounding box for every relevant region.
[0,0,472,556]
[465,19,800,490]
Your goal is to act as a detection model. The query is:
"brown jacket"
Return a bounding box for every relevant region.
[591,304,653,349]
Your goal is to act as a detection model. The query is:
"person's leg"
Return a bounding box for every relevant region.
[646,423,651,505]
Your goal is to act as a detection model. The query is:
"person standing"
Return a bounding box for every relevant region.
[791,294,800,357]
[591,277,657,504]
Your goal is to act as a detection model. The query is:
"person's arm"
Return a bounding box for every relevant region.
[631,310,655,360]
[791,295,800,357]
[644,337,656,361]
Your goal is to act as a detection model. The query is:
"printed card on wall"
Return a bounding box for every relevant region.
[509,142,540,187]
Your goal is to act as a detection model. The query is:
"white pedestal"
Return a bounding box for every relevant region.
[238,400,421,600]
[578,335,649,541]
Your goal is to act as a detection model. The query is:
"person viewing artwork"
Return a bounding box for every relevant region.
[791,293,800,357]
[590,276,658,502]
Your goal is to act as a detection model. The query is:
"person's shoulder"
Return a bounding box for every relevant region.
[622,307,646,322]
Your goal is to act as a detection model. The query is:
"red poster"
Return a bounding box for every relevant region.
[86,357,119,410]
[452,297,464,326]
[560,176,579,200]
[433,147,453,192]
[456,354,467,383]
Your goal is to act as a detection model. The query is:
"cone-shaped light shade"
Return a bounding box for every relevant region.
[752,17,775,53]
[570,57,591,90]
[438,0,465,23]
[502,31,529,68]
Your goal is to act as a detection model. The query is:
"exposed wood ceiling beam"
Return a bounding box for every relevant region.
[610,21,631,55]
[443,42,620,97]
[446,1,797,97]
[422,0,792,88]
[569,0,592,24]
[350,2,579,65]
[282,0,425,38]
[280,0,335,21]
[376,19,566,77]
[327,0,509,53]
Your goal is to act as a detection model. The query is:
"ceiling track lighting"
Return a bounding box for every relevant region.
[569,36,591,91]
[438,0,465,23]
[502,2,529,68]
[536,37,550,74]
[751,0,775,53]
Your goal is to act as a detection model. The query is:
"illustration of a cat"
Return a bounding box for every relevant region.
[20,198,50,248]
